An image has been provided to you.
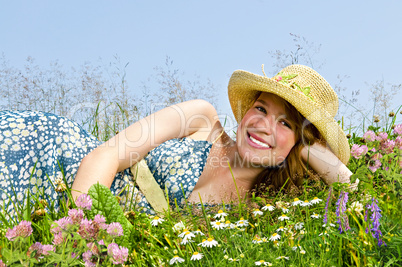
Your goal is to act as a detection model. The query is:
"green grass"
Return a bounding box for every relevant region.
[1,110,402,266]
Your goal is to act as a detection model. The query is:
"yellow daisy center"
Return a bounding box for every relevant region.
[207,238,213,242]
[154,216,159,220]
[218,210,223,213]
[193,252,199,255]
[294,198,299,201]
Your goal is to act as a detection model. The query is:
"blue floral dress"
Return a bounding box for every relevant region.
[0,110,212,218]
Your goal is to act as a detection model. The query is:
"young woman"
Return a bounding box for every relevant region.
[0,64,352,216]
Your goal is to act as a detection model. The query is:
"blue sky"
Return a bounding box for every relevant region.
[1,0,402,126]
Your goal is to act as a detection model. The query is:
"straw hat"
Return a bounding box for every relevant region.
[228,64,350,164]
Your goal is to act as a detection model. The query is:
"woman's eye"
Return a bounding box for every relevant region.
[280,120,292,129]
[255,106,267,114]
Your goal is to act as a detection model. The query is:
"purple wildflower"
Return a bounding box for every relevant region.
[87,242,100,256]
[93,214,108,230]
[107,243,129,265]
[71,252,79,259]
[365,198,385,247]
[27,242,43,258]
[68,209,84,224]
[54,217,74,232]
[82,250,96,267]
[26,242,54,258]
[52,231,64,245]
[351,144,369,159]
[323,187,332,225]
[335,191,350,233]
[368,159,382,173]
[41,244,54,255]
[380,139,395,154]
[6,220,33,241]
[376,132,388,142]
[78,218,97,240]
[107,222,124,237]
[363,130,376,142]
[76,194,92,210]
[0,259,6,267]
[395,136,402,150]
[393,124,402,135]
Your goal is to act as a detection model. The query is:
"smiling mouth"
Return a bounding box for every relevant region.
[247,133,271,149]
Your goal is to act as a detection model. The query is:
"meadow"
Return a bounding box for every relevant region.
[1,54,402,266]
[0,107,402,267]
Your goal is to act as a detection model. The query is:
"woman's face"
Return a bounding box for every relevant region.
[236,92,296,167]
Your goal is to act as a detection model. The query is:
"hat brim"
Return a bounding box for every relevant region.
[228,70,350,165]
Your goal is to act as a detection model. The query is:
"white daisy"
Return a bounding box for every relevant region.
[192,229,205,236]
[224,220,236,229]
[172,221,186,232]
[282,207,290,213]
[180,238,194,245]
[269,233,281,241]
[278,214,290,221]
[276,226,287,232]
[252,209,264,216]
[198,237,218,248]
[180,231,195,244]
[190,252,203,261]
[292,198,303,206]
[294,222,304,230]
[214,210,228,219]
[311,213,321,219]
[310,197,323,205]
[252,236,263,244]
[276,256,289,260]
[150,216,165,226]
[255,260,272,266]
[169,255,184,265]
[300,200,312,207]
[211,221,226,230]
[261,204,275,211]
[236,217,249,227]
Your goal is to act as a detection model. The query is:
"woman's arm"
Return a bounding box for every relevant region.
[300,143,352,185]
[71,99,220,200]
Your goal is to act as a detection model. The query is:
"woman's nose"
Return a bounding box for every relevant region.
[253,115,275,135]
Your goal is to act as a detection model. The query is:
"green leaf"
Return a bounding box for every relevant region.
[302,86,311,95]
[88,183,133,249]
